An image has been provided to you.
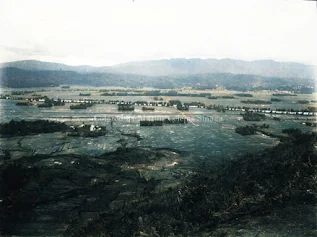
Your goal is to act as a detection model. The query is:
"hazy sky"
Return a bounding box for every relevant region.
[0,0,316,66]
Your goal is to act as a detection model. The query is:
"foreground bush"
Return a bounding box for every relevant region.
[0,120,68,136]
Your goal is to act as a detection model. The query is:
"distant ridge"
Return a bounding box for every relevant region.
[0,60,112,74]
[111,58,316,78]
[0,58,315,91]
[1,58,316,79]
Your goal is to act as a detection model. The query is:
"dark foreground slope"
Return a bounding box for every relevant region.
[0,132,316,236]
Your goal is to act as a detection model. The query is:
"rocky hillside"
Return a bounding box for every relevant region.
[1,131,316,236]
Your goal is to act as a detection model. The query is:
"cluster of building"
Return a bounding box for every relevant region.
[3,93,317,117]
[70,123,103,132]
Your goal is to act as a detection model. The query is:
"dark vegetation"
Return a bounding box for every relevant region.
[183,101,205,107]
[271,98,282,102]
[140,120,163,126]
[70,103,94,109]
[53,98,65,106]
[0,120,68,136]
[272,93,297,97]
[16,101,31,106]
[79,93,91,96]
[176,106,189,111]
[153,96,164,101]
[303,122,317,127]
[307,107,317,112]
[1,163,39,192]
[235,124,269,136]
[241,100,272,104]
[206,95,235,100]
[37,102,52,108]
[282,128,303,137]
[142,107,155,111]
[0,150,11,160]
[168,100,189,110]
[118,104,135,111]
[297,100,310,104]
[235,125,257,135]
[242,112,266,121]
[221,95,235,99]
[168,100,183,107]
[206,104,227,112]
[11,91,34,95]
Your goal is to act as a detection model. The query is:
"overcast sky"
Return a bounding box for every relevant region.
[0,0,316,66]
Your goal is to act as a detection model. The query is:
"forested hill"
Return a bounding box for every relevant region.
[0,67,153,88]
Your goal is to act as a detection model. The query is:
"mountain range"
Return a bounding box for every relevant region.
[0,58,315,90]
[1,58,316,78]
